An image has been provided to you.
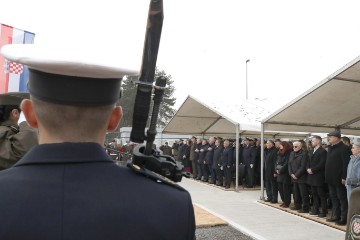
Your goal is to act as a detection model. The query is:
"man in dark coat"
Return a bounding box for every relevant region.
[307,135,327,217]
[325,130,351,226]
[242,138,257,188]
[195,138,203,180]
[189,136,198,178]
[220,139,233,189]
[264,140,278,203]
[0,44,195,239]
[198,139,209,182]
[213,138,223,185]
[204,137,216,183]
[288,141,309,213]
[254,138,262,186]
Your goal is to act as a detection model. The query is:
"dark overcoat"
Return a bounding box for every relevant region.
[325,141,351,186]
[264,146,277,180]
[276,151,291,184]
[288,150,308,183]
[212,145,223,169]
[307,146,327,186]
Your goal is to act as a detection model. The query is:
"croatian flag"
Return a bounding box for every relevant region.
[0,24,35,93]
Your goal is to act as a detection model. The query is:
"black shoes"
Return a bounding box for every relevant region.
[317,212,327,218]
[264,199,272,202]
[326,217,340,222]
[309,211,320,215]
[290,206,301,211]
[297,209,309,213]
[335,219,347,226]
[270,200,278,204]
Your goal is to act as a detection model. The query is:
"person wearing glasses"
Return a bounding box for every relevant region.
[288,141,310,213]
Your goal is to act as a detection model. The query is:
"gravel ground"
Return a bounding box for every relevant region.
[196,226,254,240]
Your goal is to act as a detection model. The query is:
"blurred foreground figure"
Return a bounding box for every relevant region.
[0,92,38,170]
[0,43,195,240]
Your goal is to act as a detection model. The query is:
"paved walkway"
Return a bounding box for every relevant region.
[179,178,345,240]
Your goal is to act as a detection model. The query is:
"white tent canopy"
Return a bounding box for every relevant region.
[260,54,360,199]
[163,95,310,139]
[262,55,360,136]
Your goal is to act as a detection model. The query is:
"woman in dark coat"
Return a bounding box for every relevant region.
[275,141,292,208]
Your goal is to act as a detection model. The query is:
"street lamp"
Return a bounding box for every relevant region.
[246,59,250,100]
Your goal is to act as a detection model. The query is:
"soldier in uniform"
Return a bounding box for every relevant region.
[0,92,38,170]
[0,44,195,239]
[346,187,360,240]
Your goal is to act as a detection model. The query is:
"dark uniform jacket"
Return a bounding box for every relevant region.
[212,145,223,169]
[220,147,233,167]
[276,151,291,183]
[325,141,351,186]
[0,120,38,170]
[288,150,308,183]
[0,143,196,240]
[307,146,327,186]
[242,145,256,166]
[198,144,208,164]
[205,143,215,165]
[177,143,184,162]
[264,146,277,180]
[183,144,190,162]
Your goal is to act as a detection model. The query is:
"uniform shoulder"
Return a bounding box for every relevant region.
[127,162,187,192]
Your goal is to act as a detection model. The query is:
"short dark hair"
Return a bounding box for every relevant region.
[0,105,21,122]
[312,135,322,141]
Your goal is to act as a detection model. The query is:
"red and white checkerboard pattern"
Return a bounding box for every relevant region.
[7,61,23,74]
[353,220,360,235]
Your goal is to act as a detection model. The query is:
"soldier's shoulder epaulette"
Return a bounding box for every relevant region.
[127,162,186,191]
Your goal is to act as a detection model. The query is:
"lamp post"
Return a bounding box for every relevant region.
[246,59,250,100]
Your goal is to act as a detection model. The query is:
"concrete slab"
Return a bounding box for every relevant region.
[179,178,345,240]
[194,205,228,228]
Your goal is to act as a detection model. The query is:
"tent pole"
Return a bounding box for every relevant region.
[236,124,239,192]
[260,123,265,200]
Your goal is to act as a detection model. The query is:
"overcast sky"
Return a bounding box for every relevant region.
[2,0,360,112]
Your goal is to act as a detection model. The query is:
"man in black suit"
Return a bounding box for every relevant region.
[220,139,233,189]
[264,140,278,203]
[307,135,327,218]
[242,137,256,188]
[0,44,195,239]
[325,130,351,226]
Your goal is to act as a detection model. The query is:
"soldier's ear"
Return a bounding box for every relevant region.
[107,106,122,131]
[20,99,38,128]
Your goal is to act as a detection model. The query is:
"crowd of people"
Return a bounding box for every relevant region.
[162,136,262,189]
[161,131,360,226]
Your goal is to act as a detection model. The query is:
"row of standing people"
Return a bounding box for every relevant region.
[264,131,359,226]
[165,137,262,189]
